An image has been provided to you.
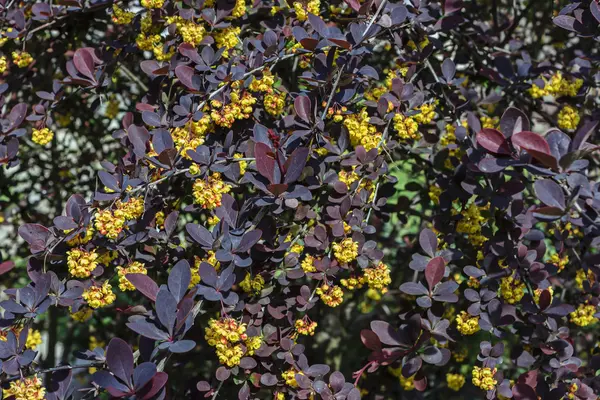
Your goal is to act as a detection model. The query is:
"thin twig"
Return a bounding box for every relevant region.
[119,63,149,92]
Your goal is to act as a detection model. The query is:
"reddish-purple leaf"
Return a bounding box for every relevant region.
[476,128,511,155]
[425,257,445,290]
[360,329,381,350]
[18,223,51,254]
[0,261,14,275]
[139,372,168,400]
[126,274,159,302]
[254,142,276,184]
[175,66,198,91]
[592,1,600,23]
[512,131,558,170]
[512,383,537,400]
[283,147,309,184]
[294,95,312,123]
[73,48,95,80]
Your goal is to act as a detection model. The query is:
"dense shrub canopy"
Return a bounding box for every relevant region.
[1,0,600,399]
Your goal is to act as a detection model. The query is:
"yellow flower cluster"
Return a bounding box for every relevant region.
[118,197,145,220]
[0,55,7,73]
[428,185,442,204]
[446,373,465,391]
[400,375,415,391]
[456,311,480,335]
[105,95,119,119]
[453,346,468,362]
[363,262,392,292]
[172,116,213,158]
[557,105,580,130]
[141,0,164,8]
[343,108,381,151]
[67,248,99,278]
[472,366,497,391]
[210,90,256,128]
[316,284,344,307]
[264,91,286,116]
[204,318,261,367]
[340,276,363,290]
[233,153,247,175]
[407,37,430,50]
[393,113,420,141]
[454,202,488,247]
[66,226,94,246]
[192,172,232,210]
[570,303,598,327]
[4,376,45,400]
[413,102,437,124]
[82,282,116,309]
[117,261,147,291]
[294,0,320,21]
[112,5,134,24]
[332,238,358,264]
[214,26,241,52]
[338,169,359,187]
[549,252,569,272]
[230,0,246,18]
[249,70,276,92]
[70,307,93,322]
[529,72,583,98]
[295,319,317,336]
[481,116,499,129]
[301,255,317,273]
[575,269,595,290]
[499,275,525,304]
[12,51,33,68]
[240,273,264,295]
[567,382,579,399]
[136,33,173,61]
[282,368,304,388]
[32,127,54,145]
[25,329,43,349]
[167,16,206,46]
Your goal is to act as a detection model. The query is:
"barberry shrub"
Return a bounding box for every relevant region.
[1,0,600,399]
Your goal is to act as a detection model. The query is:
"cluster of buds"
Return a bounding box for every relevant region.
[204,318,261,367]
[67,248,99,278]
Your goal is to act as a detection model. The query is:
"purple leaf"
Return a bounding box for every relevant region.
[237,230,262,253]
[283,147,309,184]
[294,95,312,123]
[73,48,95,80]
[18,224,51,254]
[168,260,191,303]
[126,274,159,302]
[512,131,558,170]
[476,128,511,155]
[254,142,276,184]
[425,257,445,290]
[186,223,213,247]
[441,58,455,81]
[534,179,565,210]
[106,338,134,388]
[419,229,437,257]
[400,282,429,296]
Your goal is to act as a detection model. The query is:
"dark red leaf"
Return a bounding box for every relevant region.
[512,131,558,170]
[294,96,312,123]
[425,257,445,290]
[126,274,159,302]
[476,128,511,155]
[254,142,276,184]
[73,48,95,80]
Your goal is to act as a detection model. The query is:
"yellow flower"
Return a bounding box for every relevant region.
[233,153,247,175]
[167,16,207,46]
[0,56,7,73]
[294,0,320,21]
[66,226,94,246]
[446,373,465,391]
[363,262,391,292]
[454,201,488,247]
[557,105,580,130]
[32,127,54,145]
[295,319,317,336]
[239,272,264,295]
[172,116,213,158]
[192,172,232,210]
[340,276,363,290]
[264,91,286,116]
[429,185,442,204]
[393,113,420,141]
[529,72,583,99]
[455,311,479,335]
[499,275,525,304]
[105,95,120,119]
[95,209,126,239]
[570,303,598,327]
[70,307,93,322]
[67,248,99,278]
[472,366,497,391]
[141,0,164,8]
[231,0,246,18]
[301,255,317,273]
[214,26,241,52]
[549,252,569,272]
[343,108,381,151]
[210,89,256,127]
[481,116,499,129]
[315,284,344,307]
[282,368,303,388]
[112,5,134,24]
[117,261,147,291]
[414,102,436,124]
[575,270,595,290]
[12,51,33,68]
[332,238,358,264]
[4,375,45,400]
[205,317,261,367]
[26,329,42,350]
[82,282,116,309]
